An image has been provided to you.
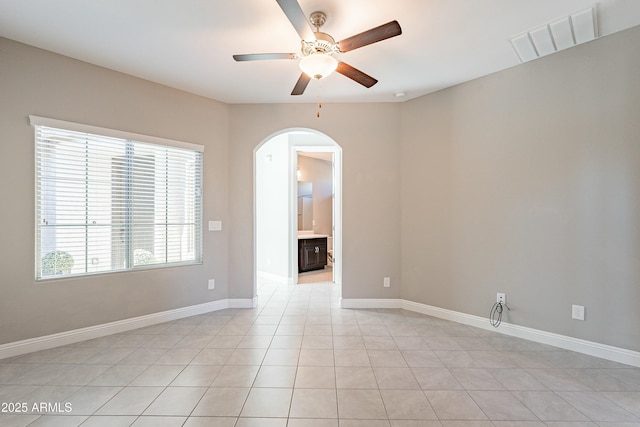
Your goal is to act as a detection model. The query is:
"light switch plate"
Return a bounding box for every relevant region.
[208,221,222,231]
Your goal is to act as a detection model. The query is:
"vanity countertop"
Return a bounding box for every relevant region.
[297,233,329,240]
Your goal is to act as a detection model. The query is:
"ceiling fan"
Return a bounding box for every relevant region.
[233,0,402,96]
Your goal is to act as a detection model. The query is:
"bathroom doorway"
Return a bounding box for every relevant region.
[296,150,337,285]
[254,129,342,293]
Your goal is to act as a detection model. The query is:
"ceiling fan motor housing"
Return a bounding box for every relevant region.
[301,32,338,56]
[300,11,338,57]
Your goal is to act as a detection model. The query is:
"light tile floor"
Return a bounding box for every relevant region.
[1,276,640,426]
[297,267,333,284]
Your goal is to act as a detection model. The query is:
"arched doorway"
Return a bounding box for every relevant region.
[254,129,342,299]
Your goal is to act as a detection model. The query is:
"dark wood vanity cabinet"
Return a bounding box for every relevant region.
[298,237,327,273]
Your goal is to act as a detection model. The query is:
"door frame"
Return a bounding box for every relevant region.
[253,129,342,300]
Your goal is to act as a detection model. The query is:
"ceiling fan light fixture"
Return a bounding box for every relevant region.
[299,53,338,80]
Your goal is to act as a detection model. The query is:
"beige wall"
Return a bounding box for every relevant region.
[0,38,230,343]
[3,23,639,355]
[228,103,402,300]
[0,37,403,344]
[400,25,640,352]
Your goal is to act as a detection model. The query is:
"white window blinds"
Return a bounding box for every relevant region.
[32,117,203,279]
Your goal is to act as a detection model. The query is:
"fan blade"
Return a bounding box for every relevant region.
[275,0,315,41]
[336,62,378,88]
[233,53,297,61]
[337,20,402,52]
[291,73,311,95]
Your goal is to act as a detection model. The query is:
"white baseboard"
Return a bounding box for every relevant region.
[228,296,259,308]
[342,298,640,368]
[0,298,255,360]
[5,296,638,368]
[257,271,293,285]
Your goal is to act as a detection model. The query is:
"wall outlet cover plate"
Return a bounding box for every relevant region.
[497,293,506,304]
[572,304,585,320]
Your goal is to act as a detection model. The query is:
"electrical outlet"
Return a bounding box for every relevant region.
[383,277,391,288]
[572,304,585,320]
[497,293,506,304]
[208,279,215,290]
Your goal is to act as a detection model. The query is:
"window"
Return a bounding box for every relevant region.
[32,116,203,280]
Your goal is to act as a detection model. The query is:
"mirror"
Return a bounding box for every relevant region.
[298,181,313,231]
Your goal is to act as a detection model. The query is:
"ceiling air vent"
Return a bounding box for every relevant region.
[510,7,597,63]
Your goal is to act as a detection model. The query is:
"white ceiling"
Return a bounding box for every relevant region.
[1,0,639,104]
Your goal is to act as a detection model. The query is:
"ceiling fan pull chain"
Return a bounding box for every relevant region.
[317,80,323,118]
